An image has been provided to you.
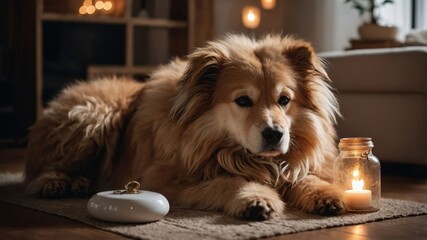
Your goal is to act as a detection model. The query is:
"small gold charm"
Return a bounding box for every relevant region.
[113,180,142,194]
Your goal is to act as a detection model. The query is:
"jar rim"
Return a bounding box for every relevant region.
[339,137,374,148]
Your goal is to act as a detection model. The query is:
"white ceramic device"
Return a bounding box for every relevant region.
[87,181,170,223]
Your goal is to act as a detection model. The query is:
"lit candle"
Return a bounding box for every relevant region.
[242,6,261,29]
[344,170,372,210]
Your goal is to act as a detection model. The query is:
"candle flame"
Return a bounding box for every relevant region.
[353,169,359,178]
[351,169,364,191]
[352,179,364,191]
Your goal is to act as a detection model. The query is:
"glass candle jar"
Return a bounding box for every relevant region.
[333,137,381,212]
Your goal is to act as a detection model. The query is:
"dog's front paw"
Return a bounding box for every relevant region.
[229,193,284,221]
[308,186,346,215]
[239,199,276,221]
[314,193,345,215]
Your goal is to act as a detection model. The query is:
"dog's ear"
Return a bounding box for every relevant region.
[282,38,317,77]
[281,37,331,81]
[171,50,222,125]
[282,37,340,124]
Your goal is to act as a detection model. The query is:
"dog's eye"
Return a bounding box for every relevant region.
[234,96,253,107]
[278,96,290,106]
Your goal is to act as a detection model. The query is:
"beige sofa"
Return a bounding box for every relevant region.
[319,47,427,166]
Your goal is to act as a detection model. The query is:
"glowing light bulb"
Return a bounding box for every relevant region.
[248,11,256,22]
[104,1,112,11]
[79,6,87,15]
[83,0,92,7]
[95,1,104,10]
[87,5,96,14]
[261,0,276,10]
[242,6,260,29]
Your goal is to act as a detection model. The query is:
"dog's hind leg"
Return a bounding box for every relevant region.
[25,100,119,197]
[24,78,143,198]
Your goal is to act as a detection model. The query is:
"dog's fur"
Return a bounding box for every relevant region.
[25,34,345,221]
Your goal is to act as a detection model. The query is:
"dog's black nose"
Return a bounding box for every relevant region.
[262,127,283,145]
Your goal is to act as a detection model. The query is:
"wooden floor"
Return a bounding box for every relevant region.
[0,148,426,240]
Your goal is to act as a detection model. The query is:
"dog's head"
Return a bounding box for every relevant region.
[173,35,339,182]
[174,34,338,155]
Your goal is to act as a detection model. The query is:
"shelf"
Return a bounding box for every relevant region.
[41,13,187,28]
[131,18,187,28]
[35,0,213,120]
[347,39,403,50]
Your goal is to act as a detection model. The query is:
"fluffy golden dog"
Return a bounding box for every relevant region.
[25,34,345,221]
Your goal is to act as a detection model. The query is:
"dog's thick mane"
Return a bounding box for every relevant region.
[168,34,339,188]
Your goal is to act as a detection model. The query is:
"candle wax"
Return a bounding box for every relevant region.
[344,189,372,210]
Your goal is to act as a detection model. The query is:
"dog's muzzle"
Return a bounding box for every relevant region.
[259,127,287,156]
[262,127,283,146]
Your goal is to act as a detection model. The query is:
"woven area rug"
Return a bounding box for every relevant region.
[1,173,426,240]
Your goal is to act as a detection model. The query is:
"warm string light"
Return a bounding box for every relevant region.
[104,1,113,10]
[261,0,276,10]
[95,1,104,9]
[79,0,113,15]
[242,6,261,29]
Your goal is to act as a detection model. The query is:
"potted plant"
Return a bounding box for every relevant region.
[345,0,398,40]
